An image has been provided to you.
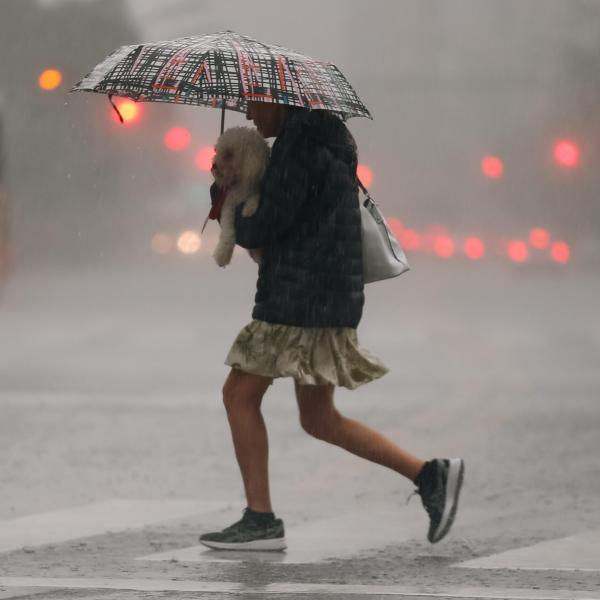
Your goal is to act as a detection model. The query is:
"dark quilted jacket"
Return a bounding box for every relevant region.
[232,108,364,328]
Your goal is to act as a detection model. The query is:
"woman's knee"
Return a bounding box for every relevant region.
[295,381,337,437]
[300,407,341,440]
[222,368,271,413]
[296,383,341,440]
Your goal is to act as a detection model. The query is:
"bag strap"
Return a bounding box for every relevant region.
[356,175,378,207]
[357,176,368,196]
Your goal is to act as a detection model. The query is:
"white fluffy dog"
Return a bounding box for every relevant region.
[211,126,270,267]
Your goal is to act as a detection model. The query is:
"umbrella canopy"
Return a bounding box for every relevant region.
[70,30,373,128]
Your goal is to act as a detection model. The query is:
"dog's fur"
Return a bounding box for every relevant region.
[211,126,270,267]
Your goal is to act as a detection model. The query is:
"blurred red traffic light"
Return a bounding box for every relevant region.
[387,217,403,239]
[195,146,216,171]
[507,240,528,263]
[463,237,485,260]
[529,228,550,249]
[433,235,455,258]
[553,140,579,168]
[550,240,570,263]
[481,155,504,178]
[400,229,421,251]
[357,164,373,188]
[111,99,140,124]
[164,127,191,151]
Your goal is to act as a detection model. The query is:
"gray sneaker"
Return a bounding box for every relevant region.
[408,458,465,543]
[199,508,286,551]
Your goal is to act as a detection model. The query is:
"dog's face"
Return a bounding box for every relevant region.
[211,145,239,189]
[211,127,270,190]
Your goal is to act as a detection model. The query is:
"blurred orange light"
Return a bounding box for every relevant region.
[507,240,528,263]
[111,99,140,124]
[151,232,174,255]
[550,240,570,264]
[39,69,62,90]
[464,237,485,260]
[195,146,216,171]
[481,155,504,178]
[38,69,62,90]
[433,235,455,258]
[529,227,550,249]
[164,127,191,151]
[177,230,202,254]
[554,140,579,168]
[400,229,421,251]
[357,164,373,188]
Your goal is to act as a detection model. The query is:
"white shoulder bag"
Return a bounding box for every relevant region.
[358,177,410,284]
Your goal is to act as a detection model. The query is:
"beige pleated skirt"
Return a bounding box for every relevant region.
[224,319,389,390]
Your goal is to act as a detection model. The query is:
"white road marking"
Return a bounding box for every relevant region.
[137,506,426,564]
[0,500,221,554]
[0,577,597,599]
[454,529,600,572]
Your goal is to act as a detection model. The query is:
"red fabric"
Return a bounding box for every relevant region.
[208,184,228,223]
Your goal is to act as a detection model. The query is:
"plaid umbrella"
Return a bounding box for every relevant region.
[70,29,372,134]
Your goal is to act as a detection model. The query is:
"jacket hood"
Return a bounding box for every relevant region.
[282,108,358,166]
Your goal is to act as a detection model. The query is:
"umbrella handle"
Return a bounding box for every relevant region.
[202,106,226,231]
[108,94,124,124]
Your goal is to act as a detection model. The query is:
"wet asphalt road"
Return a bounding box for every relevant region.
[0,251,599,599]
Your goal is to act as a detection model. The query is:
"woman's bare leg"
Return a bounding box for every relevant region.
[222,368,274,512]
[295,380,426,481]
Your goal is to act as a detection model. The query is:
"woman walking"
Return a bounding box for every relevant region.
[199,100,465,550]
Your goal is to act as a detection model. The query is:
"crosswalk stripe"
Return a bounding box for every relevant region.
[0,500,221,554]
[0,577,597,599]
[136,506,427,564]
[454,529,600,572]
